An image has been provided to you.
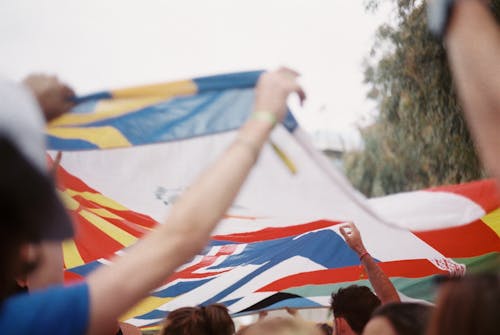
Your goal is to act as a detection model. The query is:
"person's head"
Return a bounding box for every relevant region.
[160,304,234,335]
[236,317,322,335]
[362,302,432,335]
[0,80,73,302]
[0,136,48,300]
[330,285,381,335]
[426,273,500,335]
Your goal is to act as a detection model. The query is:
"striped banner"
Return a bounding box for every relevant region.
[48,72,500,327]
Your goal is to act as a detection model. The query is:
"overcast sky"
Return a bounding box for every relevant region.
[0,0,391,148]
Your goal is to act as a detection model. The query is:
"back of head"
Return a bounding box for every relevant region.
[0,135,49,301]
[0,79,74,302]
[427,273,500,335]
[330,285,381,334]
[370,302,433,335]
[237,317,322,335]
[160,304,234,335]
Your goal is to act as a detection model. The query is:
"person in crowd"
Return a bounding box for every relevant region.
[236,316,322,335]
[6,75,75,292]
[426,273,500,335]
[362,302,432,335]
[331,285,381,335]
[0,74,74,301]
[0,67,305,335]
[159,304,234,335]
[330,222,400,335]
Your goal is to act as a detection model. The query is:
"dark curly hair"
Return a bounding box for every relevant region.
[330,285,381,334]
[371,302,432,335]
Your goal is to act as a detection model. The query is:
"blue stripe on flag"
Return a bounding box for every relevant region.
[283,110,298,132]
[133,309,169,320]
[194,71,263,93]
[47,136,99,150]
[82,89,254,145]
[73,91,112,104]
[70,99,100,114]
[152,278,214,298]
[257,297,321,310]
[200,231,360,305]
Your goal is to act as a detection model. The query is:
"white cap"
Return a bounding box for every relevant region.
[0,78,74,241]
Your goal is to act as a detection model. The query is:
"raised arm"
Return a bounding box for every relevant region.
[86,68,305,335]
[339,222,400,304]
[443,1,500,180]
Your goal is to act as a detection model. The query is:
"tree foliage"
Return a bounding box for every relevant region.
[345,1,500,197]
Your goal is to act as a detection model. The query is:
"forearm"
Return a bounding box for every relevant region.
[84,67,303,335]
[86,118,273,334]
[446,1,500,178]
[166,119,272,239]
[361,255,400,304]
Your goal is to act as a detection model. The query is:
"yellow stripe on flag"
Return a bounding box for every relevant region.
[89,207,123,219]
[62,239,85,269]
[49,96,167,127]
[270,141,297,174]
[113,80,197,99]
[481,208,500,237]
[79,210,137,246]
[58,190,80,211]
[47,126,131,149]
[140,326,162,332]
[66,189,128,211]
[120,296,173,322]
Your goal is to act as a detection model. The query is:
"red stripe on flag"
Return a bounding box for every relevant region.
[414,219,500,258]
[72,194,105,209]
[217,244,238,256]
[71,194,158,230]
[73,214,125,263]
[257,259,448,292]
[55,162,159,229]
[103,206,158,229]
[63,271,84,283]
[98,216,149,238]
[56,163,100,193]
[426,179,500,213]
[167,255,230,282]
[212,220,342,243]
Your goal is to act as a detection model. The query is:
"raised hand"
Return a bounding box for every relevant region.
[23,74,75,121]
[339,222,367,256]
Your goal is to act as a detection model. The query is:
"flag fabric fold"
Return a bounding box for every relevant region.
[47,71,500,327]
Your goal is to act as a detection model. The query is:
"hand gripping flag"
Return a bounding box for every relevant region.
[47,71,500,327]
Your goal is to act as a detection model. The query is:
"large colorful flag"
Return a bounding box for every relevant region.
[47,71,500,327]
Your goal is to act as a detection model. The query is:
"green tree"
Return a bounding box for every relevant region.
[345,0,500,197]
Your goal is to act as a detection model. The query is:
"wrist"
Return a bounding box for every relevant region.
[356,246,368,257]
[251,110,278,129]
[359,251,370,261]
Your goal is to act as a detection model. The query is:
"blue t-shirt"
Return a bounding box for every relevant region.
[0,282,89,335]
